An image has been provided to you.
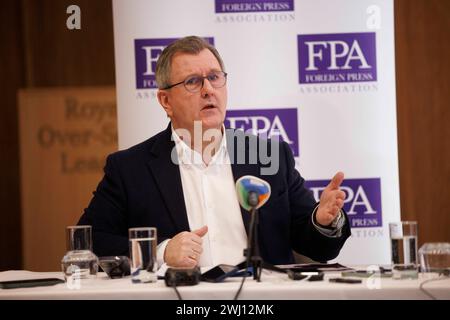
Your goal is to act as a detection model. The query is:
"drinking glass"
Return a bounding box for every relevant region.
[389,221,418,279]
[129,227,157,283]
[61,225,99,281]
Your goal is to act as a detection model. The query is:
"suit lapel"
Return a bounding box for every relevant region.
[146,125,190,233]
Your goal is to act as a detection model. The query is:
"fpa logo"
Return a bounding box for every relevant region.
[225,108,299,156]
[215,0,294,13]
[134,37,215,89]
[305,178,382,228]
[298,32,377,84]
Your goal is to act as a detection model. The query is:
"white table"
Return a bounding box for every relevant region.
[1,270,449,300]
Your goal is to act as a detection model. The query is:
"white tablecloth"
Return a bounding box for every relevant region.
[1,270,449,300]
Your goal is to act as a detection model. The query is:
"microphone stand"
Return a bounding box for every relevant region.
[248,206,262,281]
[244,193,285,282]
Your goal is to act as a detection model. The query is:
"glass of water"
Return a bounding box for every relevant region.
[389,221,418,279]
[61,225,99,281]
[129,227,157,283]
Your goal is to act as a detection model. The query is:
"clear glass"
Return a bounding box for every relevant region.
[129,227,157,283]
[389,221,418,279]
[61,225,98,281]
[419,242,450,273]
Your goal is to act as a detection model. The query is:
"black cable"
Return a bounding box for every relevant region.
[172,283,183,300]
[418,273,449,300]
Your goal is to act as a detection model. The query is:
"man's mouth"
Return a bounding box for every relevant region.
[202,103,216,110]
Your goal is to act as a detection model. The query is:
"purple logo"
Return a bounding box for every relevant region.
[215,0,294,13]
[298,33,377,84]
[225,108,299,156]
[134,37,215,89]
[305,178,382,228]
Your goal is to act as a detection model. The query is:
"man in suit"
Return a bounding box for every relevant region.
[78,36,350,268]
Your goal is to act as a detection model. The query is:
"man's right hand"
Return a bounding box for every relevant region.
[164,225,208,268]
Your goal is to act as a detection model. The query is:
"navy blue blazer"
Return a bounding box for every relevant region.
[78,124,350,264]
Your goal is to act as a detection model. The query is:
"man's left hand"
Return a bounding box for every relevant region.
[316,171,346,227]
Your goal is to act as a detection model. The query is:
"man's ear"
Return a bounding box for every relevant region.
[157,90,173,118]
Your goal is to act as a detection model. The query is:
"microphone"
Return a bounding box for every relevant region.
[235,175,273,286]
[235,175,271,211]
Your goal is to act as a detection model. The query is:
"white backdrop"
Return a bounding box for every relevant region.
[113,0,400,265]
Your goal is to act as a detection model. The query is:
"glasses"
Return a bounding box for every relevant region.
[162,71,227,92]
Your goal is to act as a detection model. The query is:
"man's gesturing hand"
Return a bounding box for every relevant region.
[316,172,346,227]
[164,226,208,268]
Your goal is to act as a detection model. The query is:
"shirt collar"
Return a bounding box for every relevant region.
[171,124,228,167]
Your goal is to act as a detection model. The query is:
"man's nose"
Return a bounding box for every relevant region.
[200,78,214,97]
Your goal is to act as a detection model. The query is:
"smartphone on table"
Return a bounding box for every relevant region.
[0,278,65,289]
[201,264,239,283]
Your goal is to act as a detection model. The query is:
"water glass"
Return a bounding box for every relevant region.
[61,225,99,282]
[129,227,157,283]
[389,221,418,279]
[419,242,450,273]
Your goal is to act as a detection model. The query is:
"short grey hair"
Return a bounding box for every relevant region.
[155,36,225,89]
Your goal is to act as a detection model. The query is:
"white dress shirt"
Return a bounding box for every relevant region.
[157,127,247,267]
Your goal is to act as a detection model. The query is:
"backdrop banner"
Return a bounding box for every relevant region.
[113,0,400,265]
